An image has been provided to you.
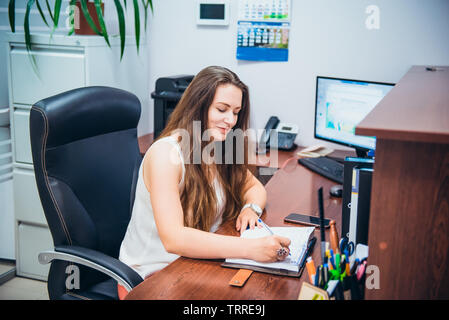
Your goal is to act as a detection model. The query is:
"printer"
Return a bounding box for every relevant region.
[151,75,194,138]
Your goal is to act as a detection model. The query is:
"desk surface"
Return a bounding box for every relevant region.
[127,142,350,300]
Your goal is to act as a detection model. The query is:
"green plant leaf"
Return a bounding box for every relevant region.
[15,0,148,64]
[141,1,154,31]
[114,0,126,60]
[8,0,15,33]
[133,0,140,53]
[94,0,110,47]
[79,0,102,36]
[141,0,148,31]
[35,1,49,28]
[24,0,35,53]
[45,0,54,24]
[52,0,62,29]
[148,0,154,14]
[24,0,39,74]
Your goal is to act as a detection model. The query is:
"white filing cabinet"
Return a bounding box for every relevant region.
[6,33,148,280]
[0,109,14,262]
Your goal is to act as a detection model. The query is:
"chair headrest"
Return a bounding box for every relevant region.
[32,86,141,148]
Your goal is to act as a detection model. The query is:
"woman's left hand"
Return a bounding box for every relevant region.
[236,208,262,234]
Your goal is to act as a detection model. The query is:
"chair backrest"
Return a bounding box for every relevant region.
[30,87,142,294]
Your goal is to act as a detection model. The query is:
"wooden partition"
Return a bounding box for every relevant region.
[356,66,449,299]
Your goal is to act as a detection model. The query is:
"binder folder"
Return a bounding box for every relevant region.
[342,157,374,238]
[348,167,373,246]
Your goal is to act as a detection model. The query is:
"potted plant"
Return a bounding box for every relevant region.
[73,0,105,36]
[8,0,153,60]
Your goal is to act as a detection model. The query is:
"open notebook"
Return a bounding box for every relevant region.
[222,226,315,277]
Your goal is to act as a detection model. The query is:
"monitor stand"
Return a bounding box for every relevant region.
[355,147,374,159]
[324,147,373,163]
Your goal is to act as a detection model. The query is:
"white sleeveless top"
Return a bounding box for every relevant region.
[119,136,225,279]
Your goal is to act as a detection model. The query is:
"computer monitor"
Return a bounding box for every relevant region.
[314,76,394,157]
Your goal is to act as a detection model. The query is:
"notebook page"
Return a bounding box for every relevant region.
[225,226,315,272]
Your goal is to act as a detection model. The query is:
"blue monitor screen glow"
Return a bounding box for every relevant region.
[315,76,394,153]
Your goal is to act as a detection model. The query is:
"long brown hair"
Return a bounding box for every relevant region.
[158,66,251,231]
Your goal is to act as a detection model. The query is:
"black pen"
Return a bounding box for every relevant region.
[318,187,326,264]
[323,264,329,284]
[350,258,360,275]
[319,265,325,288]
[315,265,321,287]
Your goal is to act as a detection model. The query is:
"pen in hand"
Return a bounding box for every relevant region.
[258,219,291,257]
[258,218,274,235]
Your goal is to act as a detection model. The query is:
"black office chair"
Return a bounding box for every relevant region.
[30,86,144,300]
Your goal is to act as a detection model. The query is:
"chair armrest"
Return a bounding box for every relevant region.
[38,245,143,292]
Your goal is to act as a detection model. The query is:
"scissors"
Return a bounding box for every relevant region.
[339,237,355,257]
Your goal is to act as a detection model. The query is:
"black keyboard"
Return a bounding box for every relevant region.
[298,157,344,184]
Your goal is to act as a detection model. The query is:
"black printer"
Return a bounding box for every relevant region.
[151,75,194,138]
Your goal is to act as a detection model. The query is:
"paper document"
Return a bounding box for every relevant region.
[297,145,334,158]
[225,226,315,272]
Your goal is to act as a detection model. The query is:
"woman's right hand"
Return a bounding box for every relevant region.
[248,235,292,263]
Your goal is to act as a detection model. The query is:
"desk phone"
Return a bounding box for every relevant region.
[258,116,299,152]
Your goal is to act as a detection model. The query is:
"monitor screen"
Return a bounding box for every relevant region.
[315,76,394,151]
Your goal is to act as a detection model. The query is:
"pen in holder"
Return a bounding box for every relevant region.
[303,255,368,300]
[301,189,368,300]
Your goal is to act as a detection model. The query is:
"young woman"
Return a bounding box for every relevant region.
[118,66,290,298]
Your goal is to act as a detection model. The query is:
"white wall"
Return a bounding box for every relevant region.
[145,0,449,149]
[2,1,449,147]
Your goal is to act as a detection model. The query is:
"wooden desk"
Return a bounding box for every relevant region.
[125,147,348,300]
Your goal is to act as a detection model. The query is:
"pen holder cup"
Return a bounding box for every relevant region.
[328,281,344,300]
[326,275,365,300]
[343,274,365,300]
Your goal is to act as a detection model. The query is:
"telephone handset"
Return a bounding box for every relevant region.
[259,116,280,148]
[257,116,299,153]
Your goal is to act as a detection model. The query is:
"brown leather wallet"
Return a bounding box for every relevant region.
[229,269,253,287]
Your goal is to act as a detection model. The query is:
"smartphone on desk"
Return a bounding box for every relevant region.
[284,213,330,228]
